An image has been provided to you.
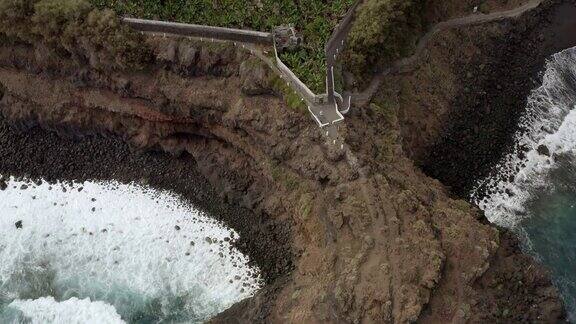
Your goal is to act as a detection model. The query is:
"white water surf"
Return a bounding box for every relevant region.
[470,46,576,320]
[0,176,262,323]
[471,46,576,227]
[4,297,124,324]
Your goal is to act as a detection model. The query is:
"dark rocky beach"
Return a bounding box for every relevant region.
[420,0,576,198]
[0,112,293,286]
[0,0,574,321]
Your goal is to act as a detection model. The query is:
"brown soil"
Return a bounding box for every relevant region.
[0,1,570,323]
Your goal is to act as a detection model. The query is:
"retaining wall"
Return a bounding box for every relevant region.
[122,17,327,105]
[325,0,362,52]
[275,56,317,104]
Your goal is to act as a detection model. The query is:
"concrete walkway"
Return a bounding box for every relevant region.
[325,0,362,115]
[123,17,273,44]
[123,0,543,142]
[245,44,345,133]
[121,3,362,137]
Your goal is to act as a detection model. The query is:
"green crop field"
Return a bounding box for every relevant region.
[90,0,356,93]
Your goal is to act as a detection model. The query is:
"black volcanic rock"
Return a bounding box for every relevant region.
[537,144,551,157]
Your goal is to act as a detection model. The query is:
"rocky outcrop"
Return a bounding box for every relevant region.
[0,17,565,324]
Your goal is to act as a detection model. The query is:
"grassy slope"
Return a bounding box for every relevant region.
[91,0,355,93]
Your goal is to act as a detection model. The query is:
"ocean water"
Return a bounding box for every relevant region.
[472,46,576,320]
[0,177,262,323]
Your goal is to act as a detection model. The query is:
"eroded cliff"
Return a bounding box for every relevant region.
[0,5,567,323]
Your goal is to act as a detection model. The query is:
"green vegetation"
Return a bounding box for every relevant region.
[0,0,151,70]
[344,0,425,83]
[270,75,307,114]
[298,193,314,221]
[478,2,491,14]
[89,0,356,93]
[270,161,301,192]
[369,100,399,163]
[0,0,428,97]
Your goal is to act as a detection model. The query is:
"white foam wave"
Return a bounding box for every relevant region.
[471,46,576,227]
[6,297,124,324]
[0,176,262,323]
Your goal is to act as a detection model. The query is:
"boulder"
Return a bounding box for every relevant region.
[537,144,551,157]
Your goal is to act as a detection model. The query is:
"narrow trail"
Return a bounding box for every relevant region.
[351,0,543,106]
[338,0,547,261]
[335,1,544,309]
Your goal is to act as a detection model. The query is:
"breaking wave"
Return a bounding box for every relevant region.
[0,177,262,323]
[2,297,124,324]
[471,46,576,320]
[472,46,576,226]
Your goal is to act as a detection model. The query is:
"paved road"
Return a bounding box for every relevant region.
[352,0,544,106]
[270,0,363,142]
[284,1,362,139]
[121,4,361,138]
[122,17,273,45]
[306,1,363,139]
[245,44,344,137]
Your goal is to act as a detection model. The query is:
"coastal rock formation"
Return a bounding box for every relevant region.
[390,0,576,196]
[0,2,569,323]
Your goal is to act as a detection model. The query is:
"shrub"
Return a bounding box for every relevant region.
[32,0,91,45]
[77,8,151,70]
[369,101,400,162]
[0,0,39,40]
[0,0,151,71]
[270,75,307,114]
[269,161,301,192]
[344,0,425,80]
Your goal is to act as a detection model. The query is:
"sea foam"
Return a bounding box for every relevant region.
[0,176,262,323]
[471,46,576,226]
[4,297,124,324]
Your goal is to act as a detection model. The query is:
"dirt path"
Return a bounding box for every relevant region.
[352,0,543,106]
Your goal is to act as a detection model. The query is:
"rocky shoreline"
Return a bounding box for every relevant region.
[0,0,572,321]
[420,0,576,198]
[0,113,294,286]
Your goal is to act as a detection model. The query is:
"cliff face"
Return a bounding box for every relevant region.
[387,0,576,197]
[0,23,565,324]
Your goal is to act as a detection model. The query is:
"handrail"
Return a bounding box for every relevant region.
[120,9,358,129]
[272,37,317,103]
